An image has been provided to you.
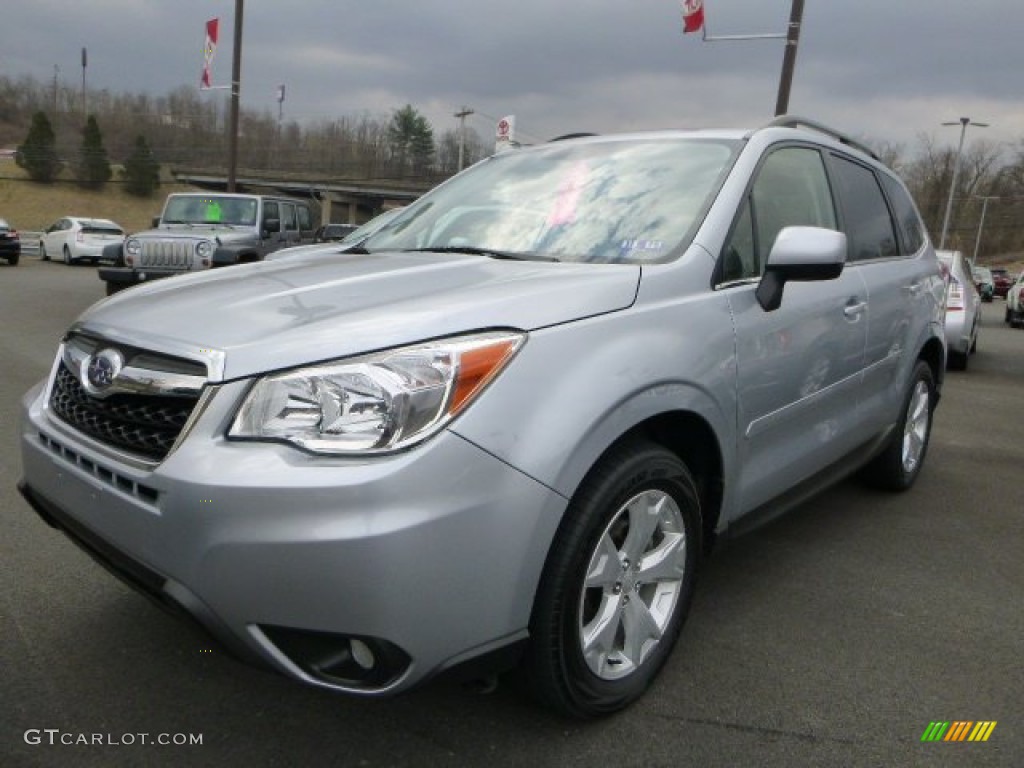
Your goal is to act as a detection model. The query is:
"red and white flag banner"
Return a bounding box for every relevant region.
[682,0,705,34]
[200,18,219,89]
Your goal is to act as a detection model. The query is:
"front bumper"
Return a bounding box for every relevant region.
[98,266,184,286]
[19,379,565,694]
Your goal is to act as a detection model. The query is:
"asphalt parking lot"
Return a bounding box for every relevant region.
[1,257,1021,767]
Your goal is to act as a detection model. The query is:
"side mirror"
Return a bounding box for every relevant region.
[263,218,281,235]
[152,215,162,227]
[755,226,847,312]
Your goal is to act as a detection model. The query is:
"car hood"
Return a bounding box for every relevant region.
[263,242,353,261]
[132,224,251,242]
[76,251,641,380]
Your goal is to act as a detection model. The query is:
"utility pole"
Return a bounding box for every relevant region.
[227,0,244,192]
[81,48,88,118]
[774,0,805,116]
[276,84,285,140]
[454,106,474,172]
[52,65,60,116]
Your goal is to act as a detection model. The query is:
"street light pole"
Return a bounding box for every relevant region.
[938,117,988,251]
[972,196,998,263]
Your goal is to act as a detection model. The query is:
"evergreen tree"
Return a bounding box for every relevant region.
[122,135,160,197]
[15,111,60,183]
[76,115,112,189]
[387,105,435,175]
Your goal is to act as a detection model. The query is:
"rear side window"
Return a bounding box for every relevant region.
[879,173,926,254]
[831,155,899,262]
[297,205,313,232]
[281,203,297,232]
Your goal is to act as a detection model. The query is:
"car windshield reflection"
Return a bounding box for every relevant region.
[365,138,740,264]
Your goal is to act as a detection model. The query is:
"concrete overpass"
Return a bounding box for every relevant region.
[170,169,441,225]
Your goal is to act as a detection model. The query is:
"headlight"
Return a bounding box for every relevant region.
[196,240,213,259]
[124,239,141,257]
[228,331,524,454]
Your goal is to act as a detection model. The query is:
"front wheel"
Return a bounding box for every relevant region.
[525,440,700,718]
[39,242,48,261]
[63,246,72,265]
[860,360,935,491]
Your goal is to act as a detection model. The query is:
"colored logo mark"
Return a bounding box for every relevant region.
[921,721,997,742]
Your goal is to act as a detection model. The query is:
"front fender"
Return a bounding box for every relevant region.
[449,299,738,505]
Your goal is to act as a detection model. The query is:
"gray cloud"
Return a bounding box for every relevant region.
[4,0,1022,150]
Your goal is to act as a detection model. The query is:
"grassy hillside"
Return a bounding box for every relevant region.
[0,158,199,234]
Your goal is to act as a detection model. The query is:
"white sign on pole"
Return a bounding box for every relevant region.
[495,115,516,152]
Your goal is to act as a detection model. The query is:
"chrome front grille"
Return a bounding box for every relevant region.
[48,336,207,462]
[139,239,194,270]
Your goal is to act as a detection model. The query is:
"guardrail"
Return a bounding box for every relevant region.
[19,232,41,255]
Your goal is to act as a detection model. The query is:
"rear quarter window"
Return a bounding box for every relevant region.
[879,173,926,254]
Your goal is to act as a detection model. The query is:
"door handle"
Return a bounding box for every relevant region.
[844,300,867,319]
[903,282,923,296]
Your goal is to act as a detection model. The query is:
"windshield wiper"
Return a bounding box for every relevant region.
[403,246,558,262]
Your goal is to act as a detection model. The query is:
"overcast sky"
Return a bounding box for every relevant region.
[4,0,1022,154]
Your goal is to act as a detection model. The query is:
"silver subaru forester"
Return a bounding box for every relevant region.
[19,117,946,718]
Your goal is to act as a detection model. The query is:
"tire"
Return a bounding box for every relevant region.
[525,440,700,718]
[947,349,968,370]
[860,360,935,492]
[6,253,18,266]
[39,242,47,261]
[63,246,72,265]
[105,281,126,297]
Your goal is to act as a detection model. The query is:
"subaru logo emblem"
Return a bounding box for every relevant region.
[81,348,124,396]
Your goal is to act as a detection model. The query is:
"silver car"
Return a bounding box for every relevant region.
[936,250,981,370]
[19,118,946,718]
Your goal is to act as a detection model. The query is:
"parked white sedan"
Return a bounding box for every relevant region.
[39,217,125,265]
[936,249,981,370]
[1004,270,1024,328]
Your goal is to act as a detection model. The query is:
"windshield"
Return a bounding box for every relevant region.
[162,195,259,226]
[339,207,407,246]
[365,137,740,264]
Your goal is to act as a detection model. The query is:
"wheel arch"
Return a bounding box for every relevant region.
[572,411,725,556]
[918,335,945,399]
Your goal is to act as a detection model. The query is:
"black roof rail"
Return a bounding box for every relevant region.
[762,115,880,161]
